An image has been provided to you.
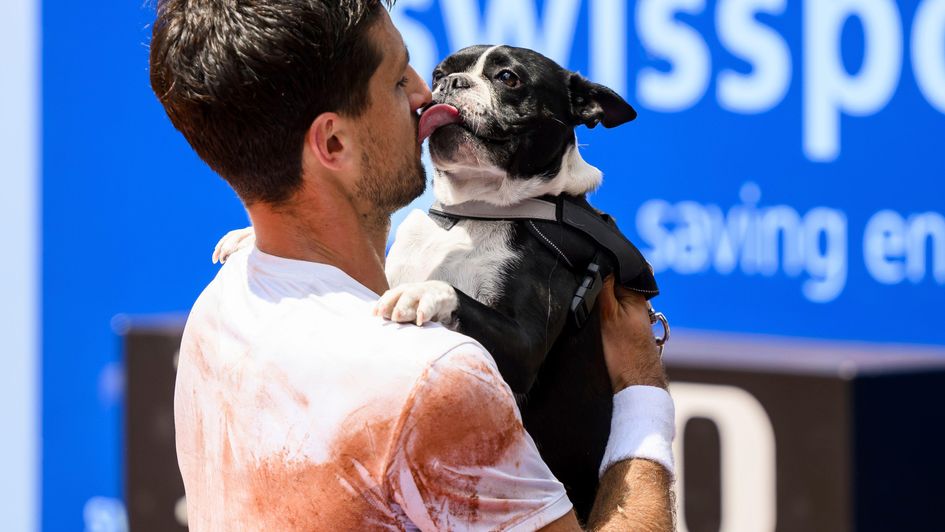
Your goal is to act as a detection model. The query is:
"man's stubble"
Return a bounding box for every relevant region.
[355,126,427,225]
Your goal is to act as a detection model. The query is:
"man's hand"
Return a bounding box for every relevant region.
[597,276,668,392]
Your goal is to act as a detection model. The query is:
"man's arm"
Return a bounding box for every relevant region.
[541,276,676,531]
[385,278,673,531]
[385,345,576,531]
[542,460,673,532]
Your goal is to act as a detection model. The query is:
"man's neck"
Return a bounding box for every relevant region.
[247,184,391,295]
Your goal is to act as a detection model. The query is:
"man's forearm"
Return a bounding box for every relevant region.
[585,384,676,531]
[542,385,677,532]
[586,459,674,531]
[568,279,676,531]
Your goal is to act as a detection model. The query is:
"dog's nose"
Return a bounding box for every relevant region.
[444,74,471,92]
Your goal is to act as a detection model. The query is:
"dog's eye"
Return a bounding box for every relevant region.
[495,70,521,88]
[432,70,446,84]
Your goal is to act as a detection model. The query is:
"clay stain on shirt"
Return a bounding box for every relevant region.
[242,416,404,531]
[400,358,524,528]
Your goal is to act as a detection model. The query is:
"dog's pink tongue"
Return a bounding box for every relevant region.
[418,104,461,142]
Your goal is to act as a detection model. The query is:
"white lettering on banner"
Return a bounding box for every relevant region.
[803,0,903,162]
[636,0,712,111]
[864,210,908,284]
[636,184,945,302]
[636,183,849,303]
[716,0,791,114]
[590,0,628,95]
[439,0,581,67]
[671,382,778,532]
[865,210,945,284]
[913,0,945,113]
[83,497,128,532]
[390,0,439,87]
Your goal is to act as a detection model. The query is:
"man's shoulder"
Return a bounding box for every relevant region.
[352,320,494,388]
[182,246,494,382]
[179,246,498,398]
[186,247,249,312]
[377,321,485,359]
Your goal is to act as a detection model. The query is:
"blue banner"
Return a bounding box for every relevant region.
[392,0,945,343]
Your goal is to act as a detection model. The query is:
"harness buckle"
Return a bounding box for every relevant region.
[570,262,602,328]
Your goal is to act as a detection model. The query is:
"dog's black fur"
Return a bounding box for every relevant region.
[439,214,617,520]
[421,45,642,519]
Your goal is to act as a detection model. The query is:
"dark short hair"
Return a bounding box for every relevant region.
[150,0,391,204]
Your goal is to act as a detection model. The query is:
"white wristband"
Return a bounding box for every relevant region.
[598,385,676,479]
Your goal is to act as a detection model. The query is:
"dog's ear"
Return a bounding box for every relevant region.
[568,73,637,129]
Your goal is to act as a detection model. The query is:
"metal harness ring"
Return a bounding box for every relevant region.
[648,306,670,356]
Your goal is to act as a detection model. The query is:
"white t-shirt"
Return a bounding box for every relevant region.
[175,247,572,531]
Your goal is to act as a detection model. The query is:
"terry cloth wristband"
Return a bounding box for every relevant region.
[598,385,676,479]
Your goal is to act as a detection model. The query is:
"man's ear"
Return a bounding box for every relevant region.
[568,73,637,129]
[306,113,352,171]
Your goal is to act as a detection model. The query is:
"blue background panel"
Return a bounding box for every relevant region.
[42,1,246,528]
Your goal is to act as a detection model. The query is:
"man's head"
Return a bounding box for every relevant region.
[150,0,429,213]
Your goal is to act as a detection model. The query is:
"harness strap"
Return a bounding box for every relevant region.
[558,199,647,286]
[430,196,658,295]
[430,198,557,221]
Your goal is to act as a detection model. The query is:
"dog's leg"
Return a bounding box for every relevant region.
[374,280,459,326]
[377,250,579,394]
[212,226,256,263]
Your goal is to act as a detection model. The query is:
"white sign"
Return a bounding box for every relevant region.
[671,382,778,532]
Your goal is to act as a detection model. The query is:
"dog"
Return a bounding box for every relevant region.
[213,45,659,520]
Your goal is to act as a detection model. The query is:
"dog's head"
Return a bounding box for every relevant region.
[418,45,636,206]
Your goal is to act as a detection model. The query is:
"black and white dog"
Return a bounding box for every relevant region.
[215,45,660,519]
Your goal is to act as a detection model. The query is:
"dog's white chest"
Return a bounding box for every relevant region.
[386,210,518,306]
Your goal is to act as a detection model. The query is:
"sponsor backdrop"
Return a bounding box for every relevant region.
[21,0,944,529]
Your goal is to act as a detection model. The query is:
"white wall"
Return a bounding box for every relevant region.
[0,0,39,529]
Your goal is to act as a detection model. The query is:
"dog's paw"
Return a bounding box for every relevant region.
[373,281,458,326]
[212,227,256,264]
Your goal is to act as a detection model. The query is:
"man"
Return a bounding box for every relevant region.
[150,0,676,530]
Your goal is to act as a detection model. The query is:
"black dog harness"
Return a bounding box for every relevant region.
[429,195,661,329]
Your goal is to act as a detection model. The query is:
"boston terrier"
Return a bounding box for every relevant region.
[213,45,661,520]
